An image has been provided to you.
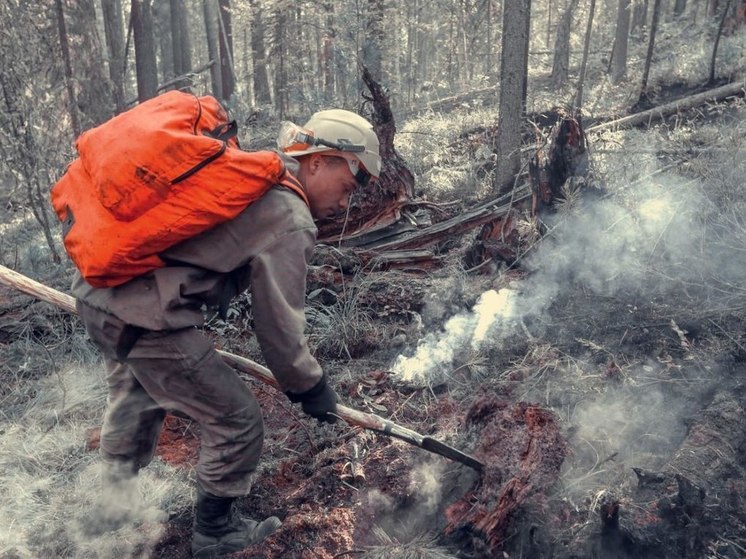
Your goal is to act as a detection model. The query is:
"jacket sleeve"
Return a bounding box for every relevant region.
[248,226,324,394]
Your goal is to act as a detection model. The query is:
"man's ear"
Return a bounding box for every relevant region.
[308,153,324,175]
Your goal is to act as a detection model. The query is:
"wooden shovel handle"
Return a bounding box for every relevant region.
[0,264,484,471]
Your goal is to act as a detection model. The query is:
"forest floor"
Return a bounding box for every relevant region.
[1,81,746,559]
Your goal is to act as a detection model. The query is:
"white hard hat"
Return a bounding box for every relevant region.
[278,109,382,179]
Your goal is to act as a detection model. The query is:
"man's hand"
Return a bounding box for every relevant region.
[286,373,338,424]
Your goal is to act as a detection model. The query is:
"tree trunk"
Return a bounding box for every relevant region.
[153,0,174,83]
[551,0,580,88]
[486,0,496,84]
[170,0,184,76]
[249,0,271,106]
[709,0,733,83]
[71,0,113,127]
[673,0,687,16]
[218,0,235,101]
[574,0,596,111]
[170,0,192,90]
[203,0,223,100]
[322,3,335,103]
[55,0,81,137]
[492,1,532,195]
[131,0,158,102]
[405,1,416,103]
[102,0,126,112]
[631,0,649,32]
[273,6,288,117]
[362,0,385,83]
[639,0,663,103]
[611,0,631,84]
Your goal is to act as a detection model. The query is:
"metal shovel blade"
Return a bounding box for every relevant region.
[355,411,485,472]
[421,436,484,472]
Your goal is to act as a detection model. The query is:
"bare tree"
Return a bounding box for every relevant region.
[363,0,385,83]
[102,0,126,111]
[551,0,580,87]
[321,3,335,103]
[709,0,734,83]
[203,0,223,100]
[170,0,192,90]
[493,0,531,195]
[638,0,663,103]
[272,6,289,117]
[63,0,113,128]
[153,1,174,83]
[610,0,631,84]
[485,0,498,84]
[131,0,158,102]
[574,0,597,111]
[54,0,80,137]
[673,0,688,16]
[631,0,649,32]
[218,0,235,101]
[249,0,271,106]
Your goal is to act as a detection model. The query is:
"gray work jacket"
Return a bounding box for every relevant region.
[71,181,323,395]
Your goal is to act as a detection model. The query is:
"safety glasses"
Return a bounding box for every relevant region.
[324,155,373,188]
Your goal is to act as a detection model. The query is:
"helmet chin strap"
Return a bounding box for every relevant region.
[337,190,354,247]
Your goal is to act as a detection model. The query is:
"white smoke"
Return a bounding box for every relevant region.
[408,461,446,514]
[392,288,516,381]
[0,364,190,558]
[391,170,742,382]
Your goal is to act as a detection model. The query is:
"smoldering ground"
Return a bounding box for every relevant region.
[394,162,743,378]
[387,154,746,551]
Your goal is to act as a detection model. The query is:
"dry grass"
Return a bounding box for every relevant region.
[304,271,372,359]
[360,526,457,559]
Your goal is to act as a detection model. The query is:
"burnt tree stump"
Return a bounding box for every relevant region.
[528,108,588,215]
[317,65,415,243]
[466,108,589,270]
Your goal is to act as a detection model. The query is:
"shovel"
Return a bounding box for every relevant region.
[0,264,484,472]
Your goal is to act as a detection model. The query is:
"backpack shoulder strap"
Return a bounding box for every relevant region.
[279,171,310,207]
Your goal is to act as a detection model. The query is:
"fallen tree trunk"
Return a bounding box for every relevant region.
[588,80,746,134]
[355,186,531,252]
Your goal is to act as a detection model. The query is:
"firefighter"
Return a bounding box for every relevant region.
[72,108,381,557]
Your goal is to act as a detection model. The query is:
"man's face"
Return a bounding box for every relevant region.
[303,155,360,220]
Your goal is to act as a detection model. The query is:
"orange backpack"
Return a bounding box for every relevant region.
[51,91,308,288]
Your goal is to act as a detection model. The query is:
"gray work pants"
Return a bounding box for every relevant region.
[78,302,264,497]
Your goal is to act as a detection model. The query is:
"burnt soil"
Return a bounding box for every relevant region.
[3,264,745,559]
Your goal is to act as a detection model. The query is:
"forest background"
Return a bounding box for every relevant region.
[0,0,745,558]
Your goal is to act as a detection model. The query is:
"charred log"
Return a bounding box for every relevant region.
[443,395,568,557]
[559,389,746,559]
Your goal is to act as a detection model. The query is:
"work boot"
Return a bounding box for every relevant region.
[191,487,282,558]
